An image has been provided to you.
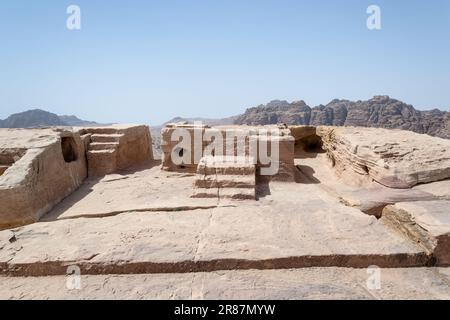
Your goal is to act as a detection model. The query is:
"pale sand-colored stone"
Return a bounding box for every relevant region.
[293,151,441,216]
[0,128,87,229]
[2,268,450,300]
[2,125,450,299]
[413,179,450,199]
[80,124,153,177]
[0,125,154,229]
[382,201,450,265]
[161,123,295,181]
[193,156,256,200]
[42,164,221,221]
[389,201,450,236]
[0,178,428,276]
[197,156,256,176]
[317,126,450,188]
[0,128,61,149]
[161,123,210,173]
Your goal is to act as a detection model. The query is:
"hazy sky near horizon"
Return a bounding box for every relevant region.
[1,0,450,125]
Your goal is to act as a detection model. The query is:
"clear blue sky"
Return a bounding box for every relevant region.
[1,0,449,125]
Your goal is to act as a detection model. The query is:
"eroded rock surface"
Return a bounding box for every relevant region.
[0,129,87,229]
[383,201,450,266]
[318,126,450,188]
[41,164,220,221]
[235,96,450,139]
[3,267,450,300]
[0,178,429,276]
[2,124,450,299]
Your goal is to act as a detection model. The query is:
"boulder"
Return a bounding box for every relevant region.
[317,126,450,188]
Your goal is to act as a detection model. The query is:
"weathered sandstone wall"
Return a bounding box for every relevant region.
[161,123,295,181]
[0,129,87,229]
[161,123,209,173]
[0,124,153,229]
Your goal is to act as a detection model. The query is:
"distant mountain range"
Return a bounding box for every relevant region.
[156,97,450,140]
[164,116,238,127]
[2,96,449,141]
[0,109,98,128]
[58,115,98,127]
[234,96,450,139]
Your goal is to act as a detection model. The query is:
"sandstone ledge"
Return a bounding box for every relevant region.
[2,267,450,300]
[0,181,430,276]
[382,201,450,266]
[317,126,450,188]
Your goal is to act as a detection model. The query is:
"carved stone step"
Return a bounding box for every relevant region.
[194,175,255,189]
[88,142,119,151]
[197,156,255,176]
[90,134,123,143]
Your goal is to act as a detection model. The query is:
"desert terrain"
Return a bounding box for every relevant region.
[1,123,450,299]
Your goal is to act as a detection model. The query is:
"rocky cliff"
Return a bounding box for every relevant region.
[234,96,450,139]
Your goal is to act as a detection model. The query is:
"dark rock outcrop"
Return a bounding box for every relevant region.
[234,100,311,125]
[234,96,450,139]
[0,109,98,128]
[0,109,67,128]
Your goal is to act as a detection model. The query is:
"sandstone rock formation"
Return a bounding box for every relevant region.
[80,125,153,176]
[383,201,450,265]
[317,126,450,188]
[0,178,431,277]
[0,128,87,229]
[161,123,210,173]
[192,156,256,200]
[3,268,450,299]
[258,133,295,182]
[161,123,295,188]
[0,124,153,229]
[234,100,312,126]
[2,123,450,299]
[235,96,450,139]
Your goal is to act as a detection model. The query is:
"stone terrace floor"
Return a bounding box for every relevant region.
[1,160,450,299]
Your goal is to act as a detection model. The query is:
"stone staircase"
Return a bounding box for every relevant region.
[192,155,256,200]
[87,133,124,176]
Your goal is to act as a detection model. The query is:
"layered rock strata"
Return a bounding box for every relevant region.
[383,201,450,266]
[317,126,450,188]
